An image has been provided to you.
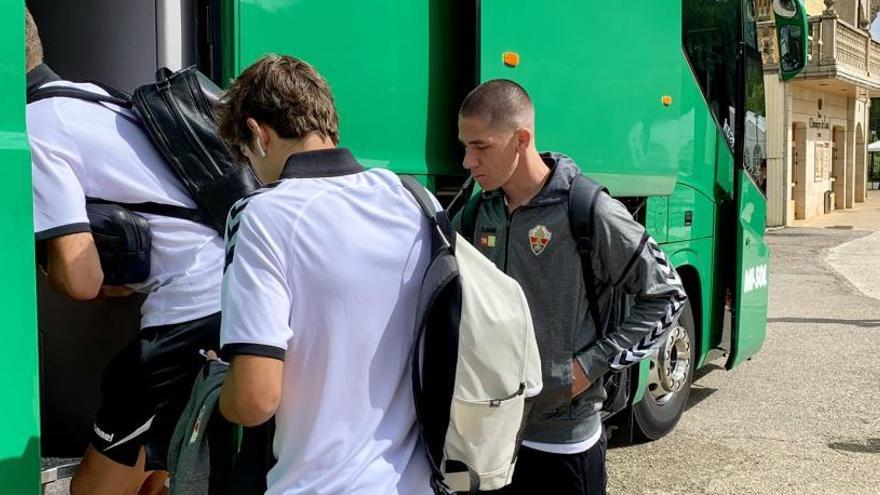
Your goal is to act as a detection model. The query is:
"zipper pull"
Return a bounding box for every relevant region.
[490,383,526,407]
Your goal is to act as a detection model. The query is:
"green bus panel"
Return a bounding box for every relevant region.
[0,4,41,493]
[728,170,770,368]
[677,59,729,201]
[667,183,715,244]
[231,0,468,177]
[644,196,668,244]
[478,1,683,197]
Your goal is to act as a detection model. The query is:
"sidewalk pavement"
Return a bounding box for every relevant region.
[786,190,880,302]
[827,230,880,301]
[608,217,880,494]
[791,189,880,232]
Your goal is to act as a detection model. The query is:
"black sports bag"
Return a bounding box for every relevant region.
[132,67,261,233]
[85,202,151,285]
[27,66,261,234]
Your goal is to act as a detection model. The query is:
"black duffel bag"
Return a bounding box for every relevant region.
[85,202,151,285]
[132,67,262,233]
[28,67,261,234]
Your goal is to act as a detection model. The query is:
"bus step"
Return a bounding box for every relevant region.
[41,458,79,494]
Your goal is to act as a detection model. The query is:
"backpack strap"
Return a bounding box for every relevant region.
[86,198,213,227]
[399,175,458,494]
[399,175,455,253]
[400,175,438,217]
[27,86,140,128]
[27,85,131,107]
[568,174,609,336]
[459,194,483,244]
[86,80,134,103]
[445,176,474,221]
[442,176,481,244]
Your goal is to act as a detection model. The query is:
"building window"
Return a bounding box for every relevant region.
[815,142,830,182]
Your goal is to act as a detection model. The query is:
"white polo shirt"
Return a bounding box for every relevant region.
[27,70,224,328]
[220,149,431,495]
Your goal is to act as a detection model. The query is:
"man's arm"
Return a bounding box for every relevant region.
[219,197,293,426]
[575,194,687,383]
[219,355,283,427]
[29,114,105,300]
[44,232,103,300]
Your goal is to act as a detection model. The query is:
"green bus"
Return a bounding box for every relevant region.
[1,0,806,492]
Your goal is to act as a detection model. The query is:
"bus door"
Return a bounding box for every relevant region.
[727,0,806,368]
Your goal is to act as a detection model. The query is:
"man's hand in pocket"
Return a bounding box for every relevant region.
[572,359,592,398]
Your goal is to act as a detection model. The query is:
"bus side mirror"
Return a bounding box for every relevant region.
[773,0,808,81]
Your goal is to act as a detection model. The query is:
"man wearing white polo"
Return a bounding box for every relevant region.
[216,54,432,494]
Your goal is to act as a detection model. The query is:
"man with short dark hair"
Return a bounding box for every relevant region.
[455,79,687,494]
[216,54,431,494]
[26,8,223,495]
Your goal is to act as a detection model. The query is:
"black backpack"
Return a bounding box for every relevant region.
[27,66,261,234]
[457,174,633,413]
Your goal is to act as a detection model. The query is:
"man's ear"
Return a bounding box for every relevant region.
[515,127,533,151]
[246,118,267,149]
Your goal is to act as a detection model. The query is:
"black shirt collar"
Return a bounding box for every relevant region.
[26,63,62,95]
[280,148,365,179]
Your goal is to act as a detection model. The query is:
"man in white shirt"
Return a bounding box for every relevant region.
[26,10,224,494]
[216,54,431,494]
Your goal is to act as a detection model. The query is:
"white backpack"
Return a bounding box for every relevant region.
[401,177,543,493]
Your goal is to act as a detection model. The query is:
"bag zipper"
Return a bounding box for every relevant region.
[489,383,526,407]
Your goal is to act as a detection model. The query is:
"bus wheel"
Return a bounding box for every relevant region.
[633,300,695,441]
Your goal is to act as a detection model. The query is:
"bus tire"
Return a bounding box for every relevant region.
[632,300,695,441]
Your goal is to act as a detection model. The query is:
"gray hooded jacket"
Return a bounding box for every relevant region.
[454,153,687,445]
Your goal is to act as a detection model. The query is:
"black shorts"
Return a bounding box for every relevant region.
[493,430,608,495]
[91,312,220,471]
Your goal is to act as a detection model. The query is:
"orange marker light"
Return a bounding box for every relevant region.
[503,52,520,68]
[662,95,673,107]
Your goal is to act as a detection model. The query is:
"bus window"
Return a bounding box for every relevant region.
[682,0,740,150]
[743,0,759,51]
[744,50,767,194]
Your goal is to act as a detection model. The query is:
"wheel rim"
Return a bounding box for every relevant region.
[647,324,692,406]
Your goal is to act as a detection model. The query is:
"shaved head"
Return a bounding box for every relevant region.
[459,79,535,131]
[26,8,44,72]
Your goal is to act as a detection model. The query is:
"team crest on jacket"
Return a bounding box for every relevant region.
[528,225,552,256]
